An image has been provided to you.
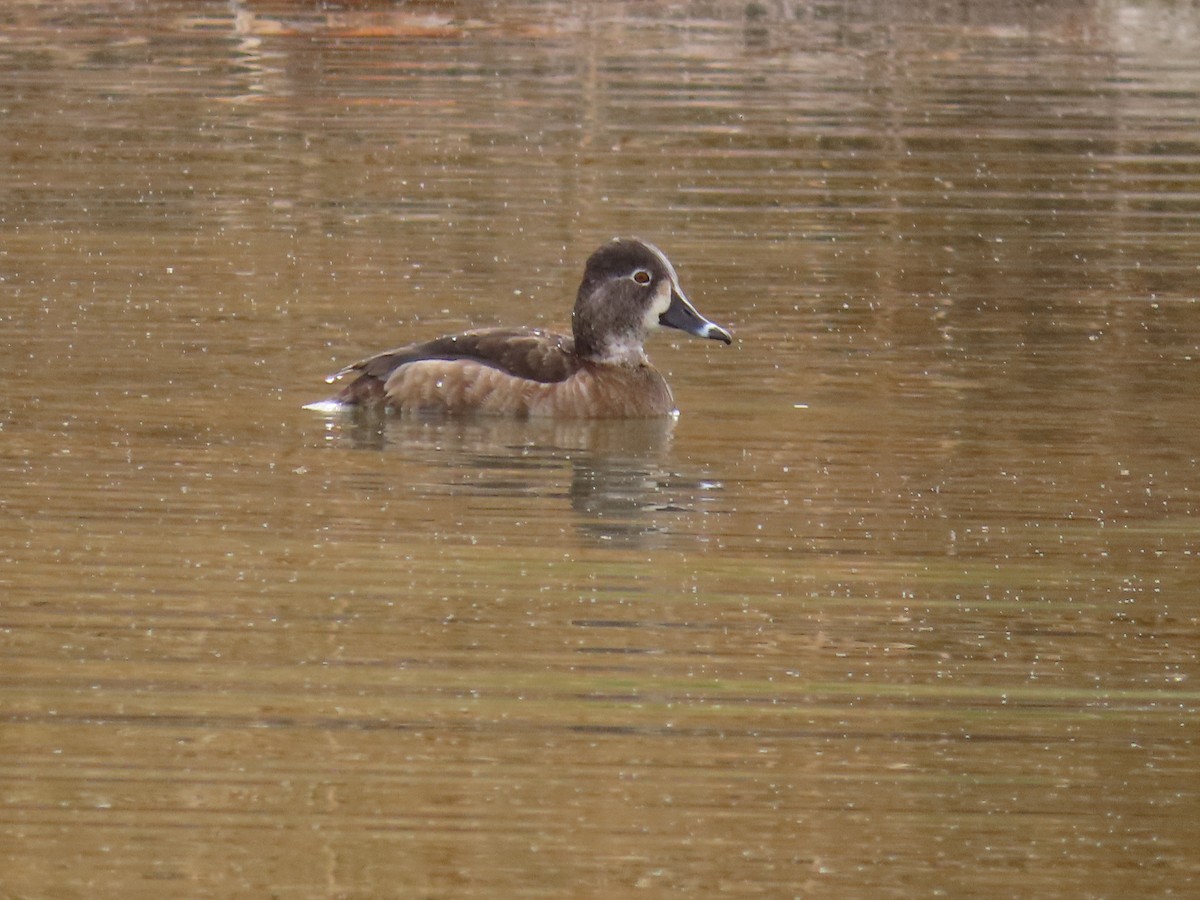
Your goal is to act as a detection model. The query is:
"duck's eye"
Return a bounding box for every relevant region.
[632,270,651,285]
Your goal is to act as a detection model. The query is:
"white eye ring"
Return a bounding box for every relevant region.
[632,269,651,285]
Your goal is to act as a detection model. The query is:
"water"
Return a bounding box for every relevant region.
[2,0,1199,896]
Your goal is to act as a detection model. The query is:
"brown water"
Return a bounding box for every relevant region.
[3,0,1200,896]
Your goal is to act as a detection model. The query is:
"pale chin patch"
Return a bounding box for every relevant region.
[595,333,650,366]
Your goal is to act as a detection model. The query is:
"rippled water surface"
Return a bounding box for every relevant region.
[3,1,1200,896]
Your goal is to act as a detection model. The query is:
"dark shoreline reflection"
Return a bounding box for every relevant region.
[310,408,709,547]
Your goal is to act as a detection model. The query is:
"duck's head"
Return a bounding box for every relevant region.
[572,238,733,364]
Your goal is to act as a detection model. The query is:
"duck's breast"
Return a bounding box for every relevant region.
[526,363,675,418]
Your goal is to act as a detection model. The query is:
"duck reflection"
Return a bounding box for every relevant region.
[313,409,711,547]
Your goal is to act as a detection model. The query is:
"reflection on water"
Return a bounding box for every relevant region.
[318,411,692,546]
[3,0,1200,896]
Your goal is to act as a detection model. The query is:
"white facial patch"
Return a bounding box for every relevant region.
[637,239,694,331]
[643,279,673,331]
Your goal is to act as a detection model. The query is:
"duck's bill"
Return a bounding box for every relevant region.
[660,288,733,344]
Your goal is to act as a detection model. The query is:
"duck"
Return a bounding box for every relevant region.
[311,238,732,418]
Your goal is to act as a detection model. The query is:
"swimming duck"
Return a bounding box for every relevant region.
[313,238,732,418]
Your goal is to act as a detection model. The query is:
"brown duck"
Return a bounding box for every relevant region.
[311,238,732,418]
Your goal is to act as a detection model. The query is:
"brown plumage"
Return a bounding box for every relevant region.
[312,238,732,419]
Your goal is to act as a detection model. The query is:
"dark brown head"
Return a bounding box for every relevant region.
[571,238,732,364]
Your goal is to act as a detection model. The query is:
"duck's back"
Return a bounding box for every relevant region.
[330,327,674,418]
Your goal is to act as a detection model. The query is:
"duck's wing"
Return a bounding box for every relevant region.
[329,328,578,404]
